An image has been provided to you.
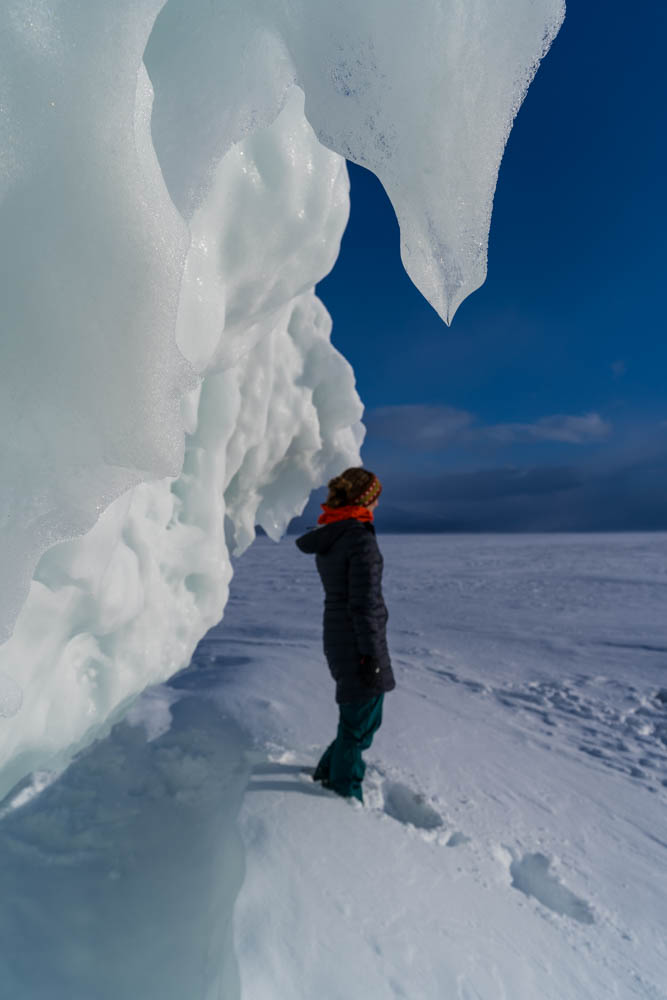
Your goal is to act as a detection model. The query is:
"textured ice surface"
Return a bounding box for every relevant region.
[0,1,564,792]
[0,1,194,644]
[0,92,362,798]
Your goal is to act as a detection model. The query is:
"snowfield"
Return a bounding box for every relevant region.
[2,532,666,999]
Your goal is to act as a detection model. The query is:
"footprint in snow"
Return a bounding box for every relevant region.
[445,831,471,847]
[380,780,444,831]
[508,851,594,925]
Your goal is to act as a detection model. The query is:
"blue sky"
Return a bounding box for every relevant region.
[309,1,667,531]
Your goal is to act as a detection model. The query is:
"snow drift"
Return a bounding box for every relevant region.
[0,0,564,796]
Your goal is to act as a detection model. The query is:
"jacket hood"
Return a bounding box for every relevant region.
[295,519,371,556]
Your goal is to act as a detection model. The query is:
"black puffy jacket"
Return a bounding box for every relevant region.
[296,519,395,704]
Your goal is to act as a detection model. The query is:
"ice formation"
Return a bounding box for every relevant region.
[0,0,564,795]
[0,89,361,798]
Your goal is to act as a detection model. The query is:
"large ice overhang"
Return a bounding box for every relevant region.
[0,0,565,794]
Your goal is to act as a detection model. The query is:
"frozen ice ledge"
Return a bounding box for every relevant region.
[0,0,564,797]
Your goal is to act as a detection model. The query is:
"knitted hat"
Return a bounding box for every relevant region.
[324,468,382,509]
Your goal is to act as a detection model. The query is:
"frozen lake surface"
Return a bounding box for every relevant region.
[223,532,667,795]
[2,533,666,998]
[218,532,667,999]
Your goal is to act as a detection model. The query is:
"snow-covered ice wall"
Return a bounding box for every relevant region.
[0,0,564,795]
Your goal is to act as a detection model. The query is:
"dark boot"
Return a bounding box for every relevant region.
[313,741,335,783]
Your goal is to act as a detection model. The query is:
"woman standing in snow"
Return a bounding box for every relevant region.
[296,468,395,802]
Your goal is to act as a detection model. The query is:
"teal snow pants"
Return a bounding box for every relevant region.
[313,694,384,802]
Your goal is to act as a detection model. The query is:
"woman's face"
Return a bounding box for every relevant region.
[368,497,380,511]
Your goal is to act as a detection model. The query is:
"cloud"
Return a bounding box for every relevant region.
[484,412,611,445]
[287,415,667,535]
[410,465,583,501]
[366,405,611,450]
[288,442,667,534]
[372,455,667,532]
[366,405,473,449]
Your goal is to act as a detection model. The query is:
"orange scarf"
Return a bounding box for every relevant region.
[318,504,374,525]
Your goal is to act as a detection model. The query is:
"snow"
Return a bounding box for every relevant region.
[1,0,563,795]
[219,533,667,1000]
[2,534,665,998]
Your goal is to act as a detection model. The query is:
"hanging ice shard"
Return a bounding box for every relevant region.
[145,0,565,320]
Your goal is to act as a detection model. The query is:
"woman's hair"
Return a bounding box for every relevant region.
[324,467,381,508]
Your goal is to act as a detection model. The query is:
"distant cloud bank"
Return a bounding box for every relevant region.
[287,416,667,535]
[367,405,610,450]
[372,455,667,532]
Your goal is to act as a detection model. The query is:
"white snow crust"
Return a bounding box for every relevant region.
[2,535,665,998]
[0,1,564,794]
[216,534,667,1000]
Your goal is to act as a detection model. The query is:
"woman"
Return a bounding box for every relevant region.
[296,467,395,802]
